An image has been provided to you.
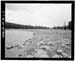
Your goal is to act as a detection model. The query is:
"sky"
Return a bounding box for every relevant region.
[1,0,75,1]
[5,3,71,27]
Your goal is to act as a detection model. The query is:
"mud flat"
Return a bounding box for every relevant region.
[5,29,71,58]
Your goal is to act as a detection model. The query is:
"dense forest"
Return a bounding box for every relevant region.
[53,21,72,30]
[5,22,50,29]
[5,21,72,30]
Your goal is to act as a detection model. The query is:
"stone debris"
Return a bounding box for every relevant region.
[37,41,46,46]
[68,56,71,58]
[39,45,50,50]
[52,54,60,58]
[15,40,70,58]
[34,49,49,58]
[57,49,63,53]
[47,41,53,45]
[61,52,68,57]
[26,55,34,58]
[5,30,71,58]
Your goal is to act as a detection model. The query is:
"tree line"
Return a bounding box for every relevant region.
[53,21,72,30]
[5,22,50,29]
[5,21,72,30]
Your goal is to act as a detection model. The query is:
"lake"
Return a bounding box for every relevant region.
[5,29,33,47]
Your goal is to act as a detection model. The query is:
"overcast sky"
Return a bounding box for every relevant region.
[1,0,75,1]
[5,3,71,27]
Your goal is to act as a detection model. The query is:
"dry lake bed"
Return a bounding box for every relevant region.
[5,29,71,58]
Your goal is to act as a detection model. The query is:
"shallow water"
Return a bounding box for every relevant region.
[5,29,33,47]
[5,29,71,58]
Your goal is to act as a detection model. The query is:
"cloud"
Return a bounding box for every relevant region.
[6,3,71,27]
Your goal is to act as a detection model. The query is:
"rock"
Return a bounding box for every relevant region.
[25,41,30,45]
[26,55,34,58]
[39,45,50,50]
[57,49,63,53]
[47,41,52,45]
[59,55,63,58]
[18,54,22,56]
[37,41,45,46]
[68,56,71,58]
[37,49,46,54]
[52,54,60,58]
[34,49,49,58]
[61,52,68,57]
[39,54,49,58]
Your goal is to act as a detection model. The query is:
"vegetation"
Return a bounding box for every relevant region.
[67,21,72,30]
[5,21,72,30]
[53,21,72,30]
[5,22,49,29]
